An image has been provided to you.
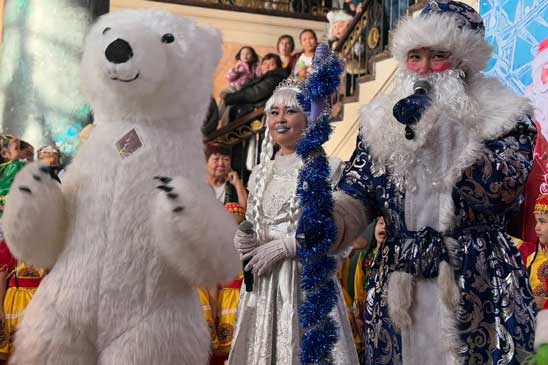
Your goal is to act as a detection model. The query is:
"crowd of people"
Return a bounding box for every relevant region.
[0,0,547,364]
[211,29,321,131]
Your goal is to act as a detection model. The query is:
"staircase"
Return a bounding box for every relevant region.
[325,0,421,160]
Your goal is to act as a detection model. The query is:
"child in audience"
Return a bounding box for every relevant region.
[292,29,318,80]
[225,46,260,91]
[340,216,385,362]
[526,194,548,310]
[0,136,26,215]
[37,144,62,176]
[18,141,34,163]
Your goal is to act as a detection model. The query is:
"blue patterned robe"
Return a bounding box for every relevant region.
[338,110,537,364]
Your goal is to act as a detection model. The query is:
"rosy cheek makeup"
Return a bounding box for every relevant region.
[430,60,452,72]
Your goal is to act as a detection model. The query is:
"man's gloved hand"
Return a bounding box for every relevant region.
[234,228,258,257]
[392,93,432,125]
[242,237,297,276]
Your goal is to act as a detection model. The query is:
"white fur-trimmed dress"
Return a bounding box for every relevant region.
[228,153,359,364]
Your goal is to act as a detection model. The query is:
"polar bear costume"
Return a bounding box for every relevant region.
[2,9,239,365]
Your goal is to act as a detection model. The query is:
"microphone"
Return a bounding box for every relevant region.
[413,80,432,95]
[239,220,255,292]
[393,80,433,140]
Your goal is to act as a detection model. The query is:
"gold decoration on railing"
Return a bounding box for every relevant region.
[367,26,380,49]
[214,120,264,146]
[340,13,368,59]
[250,119,264,132]
[205,108,265,146]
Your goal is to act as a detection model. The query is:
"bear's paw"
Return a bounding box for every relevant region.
[3,162,66,268]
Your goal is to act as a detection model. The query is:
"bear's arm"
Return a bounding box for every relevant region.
[3,162,67,268]
[151,176,240,287]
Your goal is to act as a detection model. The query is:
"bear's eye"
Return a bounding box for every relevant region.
[102,27,111,35]
[161,33,175,44]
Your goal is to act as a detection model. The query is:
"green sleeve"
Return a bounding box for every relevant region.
[0,160,27,210]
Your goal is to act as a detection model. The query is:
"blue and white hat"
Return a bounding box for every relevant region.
[391,0,492,75]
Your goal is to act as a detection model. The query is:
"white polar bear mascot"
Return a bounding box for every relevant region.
[2,9,240,365]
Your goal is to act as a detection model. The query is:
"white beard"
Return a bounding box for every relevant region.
[392,69,478,121]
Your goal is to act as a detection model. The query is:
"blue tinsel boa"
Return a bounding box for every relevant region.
[296,48,344,364]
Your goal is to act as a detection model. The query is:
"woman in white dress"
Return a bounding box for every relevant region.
[228,80,358,364]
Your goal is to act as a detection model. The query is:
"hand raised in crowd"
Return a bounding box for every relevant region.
[227,170,243,187]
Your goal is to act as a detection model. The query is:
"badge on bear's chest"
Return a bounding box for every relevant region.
[115,128,143,159]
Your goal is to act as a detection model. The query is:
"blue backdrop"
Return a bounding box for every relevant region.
[480,0,548,93]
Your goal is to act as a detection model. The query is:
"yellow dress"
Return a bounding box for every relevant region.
[215,274,243,357]
[340,252,366,353]
[527,250,548,299]
[0,262,46,359]
[197,288,220,354]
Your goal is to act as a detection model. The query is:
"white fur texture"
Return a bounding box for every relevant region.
[387,271,414,331]
[360,73,533,236]
[152,176,240,287]
[5,10,238,365]
[536,310,548,349]
[390,13,493,74]
[332,190,370,252]
[3,162,66,268]
[438,261,459,310]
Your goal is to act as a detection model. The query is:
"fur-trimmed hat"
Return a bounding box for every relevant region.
[327,10,354,40]
[391,0,493,75]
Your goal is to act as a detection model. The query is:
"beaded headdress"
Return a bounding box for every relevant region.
[37,145,61,156]
[534,194,548,214]
[264,77,305,117]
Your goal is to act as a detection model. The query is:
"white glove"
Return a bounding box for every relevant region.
[234,228,258,257]
[242,237,297,276]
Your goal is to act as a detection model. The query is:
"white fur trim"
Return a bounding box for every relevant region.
[438,261,460,310]
[535,310,548,349]
[360,74,533,234]
[387,271,415,330]
[3,162,66,268]
[391,14,493,75]
[332,191,369,253]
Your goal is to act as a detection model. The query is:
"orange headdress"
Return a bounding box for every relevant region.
[534,194,548,214]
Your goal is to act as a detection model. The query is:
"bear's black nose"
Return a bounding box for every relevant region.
[105,38,133,64]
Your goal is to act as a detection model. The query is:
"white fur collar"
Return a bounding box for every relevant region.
[359,74,533,195]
